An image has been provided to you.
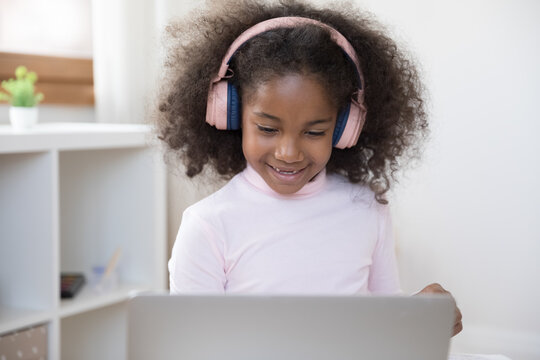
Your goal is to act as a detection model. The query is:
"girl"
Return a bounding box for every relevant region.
[157,0,462,336]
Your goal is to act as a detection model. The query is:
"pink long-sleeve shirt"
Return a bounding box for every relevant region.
[169,165,401,295]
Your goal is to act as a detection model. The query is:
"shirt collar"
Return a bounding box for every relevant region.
[242,164,327,199]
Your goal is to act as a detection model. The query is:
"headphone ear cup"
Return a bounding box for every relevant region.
[332,105,350,147]
[333,101,366,149]
[206,80,229,130]
[206,80,242,130]
[227,82,242,130]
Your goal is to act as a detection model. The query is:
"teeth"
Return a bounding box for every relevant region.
[274,167,299,175]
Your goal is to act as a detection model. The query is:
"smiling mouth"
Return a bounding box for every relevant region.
[268,164,305,175]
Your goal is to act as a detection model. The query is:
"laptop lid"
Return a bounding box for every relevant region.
[128,294,453,360]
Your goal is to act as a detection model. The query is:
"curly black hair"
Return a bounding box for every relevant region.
[156,0,428,204]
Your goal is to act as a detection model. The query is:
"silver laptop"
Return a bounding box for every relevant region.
[128,294,454,360]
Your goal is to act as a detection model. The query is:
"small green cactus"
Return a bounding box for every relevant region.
[0,66,44,107]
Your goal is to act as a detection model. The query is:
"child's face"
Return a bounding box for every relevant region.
[241,73,337,195]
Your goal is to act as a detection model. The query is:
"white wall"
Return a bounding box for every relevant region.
[346,0,540,358]
[0,0,93,58]
[92,0,163,124]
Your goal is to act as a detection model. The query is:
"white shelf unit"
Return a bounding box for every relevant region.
[0,123,167,360]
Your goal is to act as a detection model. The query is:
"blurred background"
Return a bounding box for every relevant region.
[1,0,538,359]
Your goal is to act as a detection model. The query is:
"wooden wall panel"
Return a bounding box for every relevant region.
[0,52,94,105]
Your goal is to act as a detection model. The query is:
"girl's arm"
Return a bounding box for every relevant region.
[367,205,401,295]
[168,209,226,294]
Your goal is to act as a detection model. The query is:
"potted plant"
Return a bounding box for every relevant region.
[0,66,44,130]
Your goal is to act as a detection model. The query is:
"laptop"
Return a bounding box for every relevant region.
[127,294,454,360]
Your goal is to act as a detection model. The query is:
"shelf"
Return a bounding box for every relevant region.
[0,305,52,335]
[59,285,149,319]
[58,147,165,287]
[0,152,56,311]
[61,301,128,360]
[0,122,167,359]
[0,122,152,154]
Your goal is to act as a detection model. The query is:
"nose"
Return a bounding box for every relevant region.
[274,135,304,163]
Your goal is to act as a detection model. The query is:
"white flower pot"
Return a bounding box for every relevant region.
[9,106,39,130]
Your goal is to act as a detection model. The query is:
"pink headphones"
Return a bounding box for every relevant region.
[206,16,367,149]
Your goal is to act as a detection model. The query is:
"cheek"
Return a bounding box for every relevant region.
[308,138,333,164]
[242,128,267,159]
[321,147,333,166]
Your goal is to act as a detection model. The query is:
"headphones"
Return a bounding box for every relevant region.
[206,16,367,149]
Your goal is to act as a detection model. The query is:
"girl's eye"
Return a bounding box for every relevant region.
[256,125,278,134]
[306,131,326,137]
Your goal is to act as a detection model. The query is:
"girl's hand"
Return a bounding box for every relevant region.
[416,283,463,336]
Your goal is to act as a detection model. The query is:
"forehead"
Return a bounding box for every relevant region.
[244,73,337,117]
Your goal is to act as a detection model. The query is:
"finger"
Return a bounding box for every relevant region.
[419,283,449,295]
[455,307,462,322]
[427,283,445,293]
[453,306,463,336]
[453,321,463,336]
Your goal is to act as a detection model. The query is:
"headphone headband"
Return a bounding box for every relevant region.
[216,17,364,88]
[206,16,367,148]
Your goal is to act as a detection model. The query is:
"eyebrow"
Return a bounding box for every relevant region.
[253,111,333,126]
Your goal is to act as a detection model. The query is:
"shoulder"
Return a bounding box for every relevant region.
[300,173,391,252]
[325,173,379,205]
[182,171,252,218]
[324,172,390,219]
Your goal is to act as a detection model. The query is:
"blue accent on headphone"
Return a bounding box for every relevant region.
[227,82,241,130]
[333,104,350,146]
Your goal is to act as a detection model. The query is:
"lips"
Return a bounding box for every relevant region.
[268,164,305,175]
